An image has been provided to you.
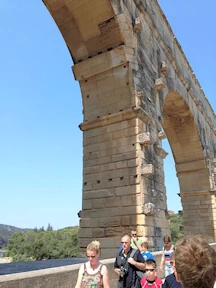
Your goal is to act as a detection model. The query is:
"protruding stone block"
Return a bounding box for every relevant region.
[136,90,144,98]
[161,61,168,75]
[155,78,165,91]
[134,17,142,32]
[141,164,154,176]
[142,203,156,216]
[158,131,166,140]
[154,144,168,159]
[137,132,152,146]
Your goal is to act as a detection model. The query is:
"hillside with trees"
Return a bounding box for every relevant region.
[4,226,79,262]
[2,213,183,262]
[0,224,29,249]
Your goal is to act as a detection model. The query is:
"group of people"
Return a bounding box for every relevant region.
[75,231,216,288]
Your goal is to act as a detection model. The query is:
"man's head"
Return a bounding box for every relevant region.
[145,259,157,281]
[131,230,137,239]
[175,235,216,288]
[121,235,131,253]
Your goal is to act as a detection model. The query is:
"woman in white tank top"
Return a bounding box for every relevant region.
[160,235,174,277]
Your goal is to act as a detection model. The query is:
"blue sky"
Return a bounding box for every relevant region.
[0,1,215,229]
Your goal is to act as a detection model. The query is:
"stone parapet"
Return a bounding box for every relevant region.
[1,245,216,287]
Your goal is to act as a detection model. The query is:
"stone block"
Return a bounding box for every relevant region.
[83,189,115,200]
[141,164,154,176]
[92,228,105,238]
[92,198,105,209]
[154,144,168,159]
[99,217,121,228]
[122,195,133,207]
[105,197,121,207]
[121,215,131,226]
[155,78,165,91]
[82,200,92,210]
[79,228,92,238]
[160,61,168,75]
[137,132,152,146]
[105,227,125,237]
[80,218,91,228]
[158,131,166,140]
[99,238,116,248]
[142,203,156,216]
[116,161,128,169]
[134,17,142,32]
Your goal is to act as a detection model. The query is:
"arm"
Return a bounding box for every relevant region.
[101,265,110,288]
[132,237,143,252]
[114,267,121,276]
[160,247,165,271]
[131,259,145,271]
[128,252,145,271]
[114,257,121,276]
[75,264,84,288]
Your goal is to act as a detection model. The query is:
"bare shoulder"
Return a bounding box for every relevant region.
[101,263,108,274]
[79,263,85,273]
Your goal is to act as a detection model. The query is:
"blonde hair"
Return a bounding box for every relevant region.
[87,240,100,254]
[141,241,149,249]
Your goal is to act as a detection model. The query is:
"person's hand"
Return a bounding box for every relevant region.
[115,268,121,276]
[128,257,136,265]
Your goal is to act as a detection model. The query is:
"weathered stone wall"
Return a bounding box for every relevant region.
[43,0,216,256]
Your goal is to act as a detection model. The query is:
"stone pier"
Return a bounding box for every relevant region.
[43,0,216,257]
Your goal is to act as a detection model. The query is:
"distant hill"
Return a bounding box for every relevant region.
[0,224,30,249]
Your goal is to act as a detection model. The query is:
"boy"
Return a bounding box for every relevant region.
[140,242,154,261]
[140,259,162,288]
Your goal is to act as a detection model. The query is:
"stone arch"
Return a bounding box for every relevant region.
[43,0,216,256]
[163,90,215,240]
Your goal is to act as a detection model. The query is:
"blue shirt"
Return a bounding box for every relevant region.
[141,251,154,261]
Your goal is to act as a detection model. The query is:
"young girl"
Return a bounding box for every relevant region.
[75,240,110,288]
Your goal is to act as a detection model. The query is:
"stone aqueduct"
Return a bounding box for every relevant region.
[43,0,216,257]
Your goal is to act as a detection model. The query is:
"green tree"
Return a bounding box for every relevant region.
[5,226,79,262]
[46,223,53,231]
[169,213,184,243]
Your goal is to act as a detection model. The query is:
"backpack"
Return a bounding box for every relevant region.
[117,249,145,288]
[130,249,146,286]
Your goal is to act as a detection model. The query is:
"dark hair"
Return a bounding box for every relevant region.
[175,235,216,288]
[145,259,156,269]
[163,235,171,243]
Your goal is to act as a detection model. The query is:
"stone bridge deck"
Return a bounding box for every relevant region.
[0,245,215,288]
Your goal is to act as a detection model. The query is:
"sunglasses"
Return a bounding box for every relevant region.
[132,234,137,236]
[86,255,96,259]
[145,269,155,272]
[121,241,129,244]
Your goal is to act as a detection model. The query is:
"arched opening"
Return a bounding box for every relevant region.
[162,90,215,240]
